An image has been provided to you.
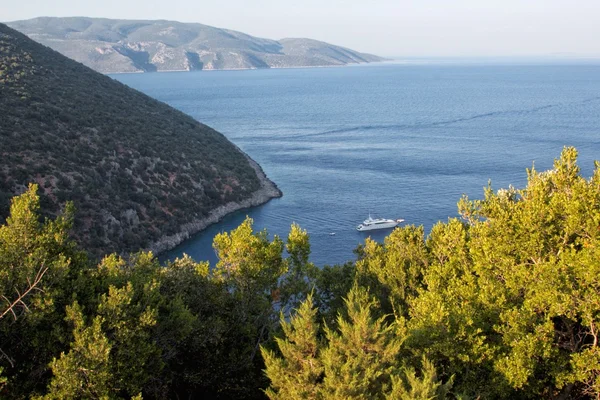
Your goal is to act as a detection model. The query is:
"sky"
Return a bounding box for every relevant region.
[2,0,600,58]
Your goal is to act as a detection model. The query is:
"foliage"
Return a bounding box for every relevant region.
[386,357,454,400]
[0,183,85,397]
[261,293,323,400]
[319,285,404,399]
[263,286,451,400]
[3,148,600,399]
[43,302,113,399]
[351,147,600,398]
[279,223,320,315]
[265,147,600,399]
[355,224,428,318]
[213,217,286,298]
[0,190,319,399]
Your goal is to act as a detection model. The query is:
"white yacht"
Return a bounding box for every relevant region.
[356,215,404,231]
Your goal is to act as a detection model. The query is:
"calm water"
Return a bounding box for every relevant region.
[113,63,600,266]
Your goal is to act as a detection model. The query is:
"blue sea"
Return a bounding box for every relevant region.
[113,62,600,266]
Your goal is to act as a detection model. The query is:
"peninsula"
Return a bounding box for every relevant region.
[0,22,281,258]
[7,17,385,74]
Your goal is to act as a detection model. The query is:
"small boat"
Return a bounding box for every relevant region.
[356,215,404,231]
[329,232,336,236]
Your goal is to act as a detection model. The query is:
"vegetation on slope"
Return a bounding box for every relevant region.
[0,23,276,258]
[1,148,600,399]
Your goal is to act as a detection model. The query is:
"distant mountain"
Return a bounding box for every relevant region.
[6,17,385,73]
[0,22,281,257]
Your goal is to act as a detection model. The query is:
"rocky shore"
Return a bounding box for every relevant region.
[148,157,282,255]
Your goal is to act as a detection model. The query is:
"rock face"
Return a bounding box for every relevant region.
[7,17,385,73]
[0,23,280,258]
[149,156,281,254]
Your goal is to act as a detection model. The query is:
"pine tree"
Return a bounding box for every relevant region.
[44,276,161,399]
[212,216,285,297]
[262,293,323,400]
[44,302,113,399]
[355,225,429,318]
[319,285,404,399]
[386,357,453,400]
[279,223,319,316]
[0,183,83,397]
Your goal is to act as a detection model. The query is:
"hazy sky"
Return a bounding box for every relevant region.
[2,0,599,58]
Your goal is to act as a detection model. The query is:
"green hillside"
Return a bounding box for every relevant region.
[0,23,280,257]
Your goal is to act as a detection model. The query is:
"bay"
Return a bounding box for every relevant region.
[113,62,600,266]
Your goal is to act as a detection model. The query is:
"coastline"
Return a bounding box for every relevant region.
[107,60,387,75]
[147,156,282,256]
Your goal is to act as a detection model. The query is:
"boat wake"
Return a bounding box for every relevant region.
[288,96,600,140]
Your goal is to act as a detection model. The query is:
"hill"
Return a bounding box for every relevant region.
[6,17,385,73]
[0,22,281,257]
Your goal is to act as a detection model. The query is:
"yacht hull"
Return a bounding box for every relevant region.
[356,217,404,231]
[356,221,399,231]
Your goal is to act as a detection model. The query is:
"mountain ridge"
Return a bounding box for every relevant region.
[7,17,385,73]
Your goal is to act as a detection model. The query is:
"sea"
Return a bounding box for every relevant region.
[112,62,600,267]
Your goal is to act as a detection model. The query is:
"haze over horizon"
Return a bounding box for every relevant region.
[2,0,600,59]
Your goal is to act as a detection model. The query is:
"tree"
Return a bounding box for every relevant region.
[43,278,161,399]
[212,217,286,384]
[263,284,456,400]
[262,293,323,400]
[7,147,600,399]
[313,262,355,329]
[0,183,84,397]
[278,223,319,317]
[0,183,72,322]
[213,217,285,298]
[319,285,404,399]
[44,302,113,399]
[404,147,600,398]
[355,225,429,318]
[386,357,454,400]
